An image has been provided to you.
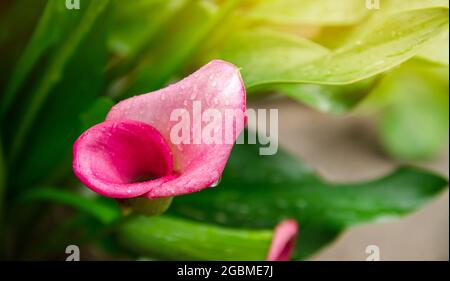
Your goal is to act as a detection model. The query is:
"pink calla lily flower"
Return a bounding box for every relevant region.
[267,220,298,261]
[73,60,246,199]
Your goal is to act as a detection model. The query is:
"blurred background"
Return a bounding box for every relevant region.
[0,0,448,260]
[250,99,449,260]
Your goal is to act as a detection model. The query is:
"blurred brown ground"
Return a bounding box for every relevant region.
[250,98,449,261]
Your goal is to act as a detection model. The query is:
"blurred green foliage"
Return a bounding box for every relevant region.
[169,131,448,259]
[0,0,448,260]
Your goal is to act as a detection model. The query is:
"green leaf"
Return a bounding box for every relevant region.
[0,0,47,94]
[417,29,449,65]
[6,0,110,164]
[108,0,187,57]
[273,76,378,113]
[106,0,188,82]
[383,0,449,66]
[7,0,111,188]
[383,0,449,14]
[117,0,216,97]
[214,30,378,113]
[169,131,448,259]
[19,187,120,224]
[0,0,84,118]
[18,186,275,260]
[374,65,449,160]
[80,97,114,130]
[314,1,449,56]
[117,215,274,260]
[122,0,239,97]
[219,28,330,88]
[219,7,449,89]
[246,0,369,26]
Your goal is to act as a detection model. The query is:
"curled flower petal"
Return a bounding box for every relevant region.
[267,220,298,261]
[73,60,246,199]
[73,120,175,198]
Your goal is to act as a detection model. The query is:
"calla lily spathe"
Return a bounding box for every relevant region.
[73,60,246,199]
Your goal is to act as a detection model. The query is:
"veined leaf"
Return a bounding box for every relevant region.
[219,29,329,90]
[118,215,274,260]
[220,7,449,89]
[215,30,379,113]
[314,1,449,58]
[169,131,448,259]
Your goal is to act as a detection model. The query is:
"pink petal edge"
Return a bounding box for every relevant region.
[267,220,299,261]
[73,60,246,199]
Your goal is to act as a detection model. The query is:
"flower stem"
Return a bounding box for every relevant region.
[118,197,173,216]
[117,215,273,260]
